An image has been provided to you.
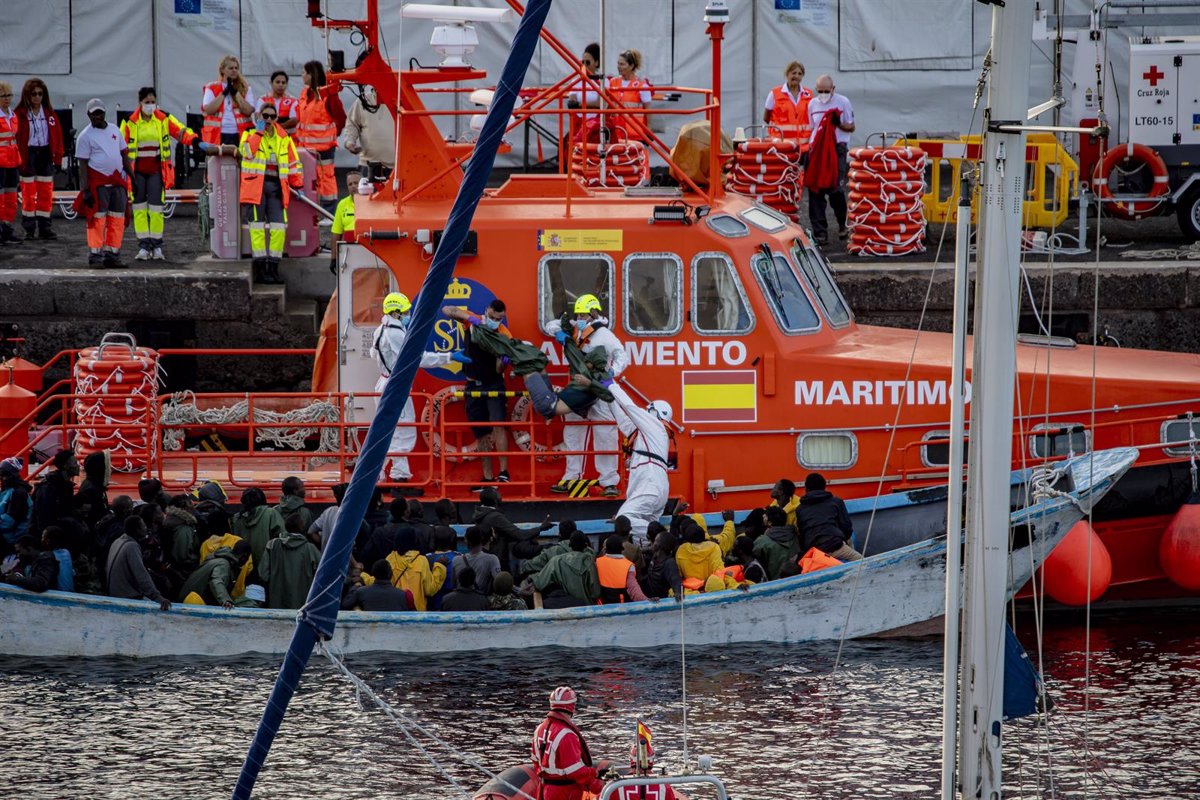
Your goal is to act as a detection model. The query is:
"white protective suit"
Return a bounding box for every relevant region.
[607,383,670,544]
[371,316,453,480]
[547,317,629,488]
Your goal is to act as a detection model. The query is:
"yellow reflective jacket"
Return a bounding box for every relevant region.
[386,550,447,611]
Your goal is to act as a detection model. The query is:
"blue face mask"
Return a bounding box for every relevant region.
[481,316,501,331]
[574,319,590,332]
[398,314,410,329]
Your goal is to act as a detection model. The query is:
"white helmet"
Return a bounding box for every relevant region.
[646,400,672,424]
[549,685,578,711]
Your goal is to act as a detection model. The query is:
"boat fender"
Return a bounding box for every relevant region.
[1159,491,1200,591]
[1037,520,1112,605]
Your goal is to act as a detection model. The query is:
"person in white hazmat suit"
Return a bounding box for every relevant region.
[546,294,629,497]
[574,378,671,544]
[371,291,471,484]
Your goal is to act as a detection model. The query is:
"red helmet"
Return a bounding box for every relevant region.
[549,686,578,712]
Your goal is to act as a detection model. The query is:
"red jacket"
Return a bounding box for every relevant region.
[15,105,65,163]
[531,711,603,800]
[803,110,840,192]
[614,783,677,800]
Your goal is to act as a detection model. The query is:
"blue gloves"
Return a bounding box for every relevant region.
[500,356,511,366]
[554,330,569,345]
[450,351,472,364]
[466,313,482,326]
[599,378,614,389]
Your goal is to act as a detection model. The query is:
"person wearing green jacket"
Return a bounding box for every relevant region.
[274,476,314,533]
[532,530,599,608]
[178,540,251,607]
[231,487,286,567]
[162,495,200,576]
[518,520,577,579]
[258,515,321,609]
[752,505,801,581]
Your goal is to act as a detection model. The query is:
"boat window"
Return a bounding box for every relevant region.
[623,254,683,336]
[921,430,968,468]
[791,241,851,327]
[796,432,858,469]
[739,205,788,233]
[691,253,754,335]
[352,267,392,327]
[538,254,615,334]
[1029,423,1089,460]
[704,214,749,238]
[1162,415,1200,457]
[750,250,820,334]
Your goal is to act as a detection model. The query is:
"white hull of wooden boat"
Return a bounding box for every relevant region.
[0,449,1135,658]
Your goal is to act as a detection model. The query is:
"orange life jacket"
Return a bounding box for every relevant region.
[201,81,252,145]
[799,546,842,574]
[0,112,20,169]
[596,555,631,604]
[714,564,745,583]
[607,76,650,140]
[768,84,814,150]
[297,89,337,151]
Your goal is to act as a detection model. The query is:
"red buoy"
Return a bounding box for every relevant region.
[1039,520,1112,606]
[1160,492,1200,591]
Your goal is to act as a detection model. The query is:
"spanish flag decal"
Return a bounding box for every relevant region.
[681,370,757,423]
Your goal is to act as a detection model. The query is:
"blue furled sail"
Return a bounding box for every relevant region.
[231,2,555,796]
[1003,623,1051,720]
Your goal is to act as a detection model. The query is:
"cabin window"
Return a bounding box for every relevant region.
[790,241,851,327]
[623,254,683,336]
[352,267,392,327]
[1162,416,1200,457]
[691,253,754,335]
[705,214,749,238]
[1029,423,1089,459]
[538,254,615,334]
[739,206,788,233]
[750,251,821,334]
[921,430,968,468]
[797,432,858,469]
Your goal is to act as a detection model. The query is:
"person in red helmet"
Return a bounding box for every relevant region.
[613,739,676,800]
[531,686,604,800]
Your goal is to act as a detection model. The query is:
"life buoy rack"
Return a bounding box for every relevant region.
[846,145,927,257]
[73,333,160,472]
[1092,142,1170,221]
[726,137,803,217]
[570,141,649,188]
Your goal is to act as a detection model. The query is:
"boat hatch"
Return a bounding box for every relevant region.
[623,253,684,336]
[739,205,788,233]
[691,252,756,334]
[791,239,852,327]
[538,253,616,333]
[1029,423,1090,459]
[796,431,859,469]
[1017,332,1077,348]
[1162,414,1200,456]
[751,249,822,333]
[704,213,750,238]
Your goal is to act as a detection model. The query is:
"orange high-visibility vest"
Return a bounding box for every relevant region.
[607,76,650,139]
[201,81,252,145]
[768,84,814,150]
[238,125,303,207]
[296,90,337,151]
[596,556,632,604]
[0,112,20,168]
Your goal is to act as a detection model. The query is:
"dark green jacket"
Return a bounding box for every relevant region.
[179,547,239,605]
[753,525,801,581]
[162,507,199,573]
[558,313,615,402]
[470,325,548,376]
[258,531,320,609]
[532,549,600,605]
[232,505,287,567]
[520,540,571,578]
[275,495,314,533]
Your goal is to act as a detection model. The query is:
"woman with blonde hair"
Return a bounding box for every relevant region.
[200,55,256,150]
[15,78,63,240]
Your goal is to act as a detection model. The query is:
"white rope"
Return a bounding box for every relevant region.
[678,592,689,774]
[159,391,344,455]
[318,643,538,800]
[1119,243,1200,261]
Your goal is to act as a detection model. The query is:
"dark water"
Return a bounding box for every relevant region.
[1,611,1197,800]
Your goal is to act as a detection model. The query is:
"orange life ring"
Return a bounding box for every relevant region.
[1093,142,1170,220]
[420,385,479,463]
[738,139,800,153]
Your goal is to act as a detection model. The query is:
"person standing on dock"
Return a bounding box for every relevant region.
[295,59,345,212]
[532,686,605,800]
[238,101,303,285]
[804,75,855,247]
[14,78,62,241]
[762,60,813,151]
[372,291,469,489]
[75,99,133,267]
[0,82,21,246]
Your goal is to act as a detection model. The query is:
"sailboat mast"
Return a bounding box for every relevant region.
[958,1,1034,798]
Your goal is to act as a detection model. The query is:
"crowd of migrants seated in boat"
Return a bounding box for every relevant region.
[0,452,864,611]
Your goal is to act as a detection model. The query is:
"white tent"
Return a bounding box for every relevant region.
[0,0,1193,165]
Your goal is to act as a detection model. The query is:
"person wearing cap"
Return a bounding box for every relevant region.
[546,294,628,498]
[75,98,133,268]
[531,686,604,800]
[371,291,470,489]
[178,539,251,608]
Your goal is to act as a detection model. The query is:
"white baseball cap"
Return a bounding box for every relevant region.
[86,98,106,113]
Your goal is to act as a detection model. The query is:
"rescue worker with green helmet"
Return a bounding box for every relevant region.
[371,291,471,490]
[546,293,629,497]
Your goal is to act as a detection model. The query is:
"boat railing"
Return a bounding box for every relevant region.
[597,775,729,800]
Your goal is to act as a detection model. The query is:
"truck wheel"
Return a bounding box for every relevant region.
[1178,188,1200,243]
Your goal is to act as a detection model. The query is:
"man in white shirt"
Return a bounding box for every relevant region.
[806,75,856,246]
[75,98,132,268]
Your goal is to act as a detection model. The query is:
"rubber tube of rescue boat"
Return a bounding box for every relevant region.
[231,2,556,796]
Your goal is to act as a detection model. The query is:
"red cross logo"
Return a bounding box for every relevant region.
[1143,65,1165,86]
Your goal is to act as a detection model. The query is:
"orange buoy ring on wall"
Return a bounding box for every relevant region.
[1093,142,1170,221]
